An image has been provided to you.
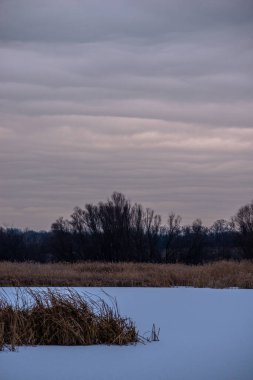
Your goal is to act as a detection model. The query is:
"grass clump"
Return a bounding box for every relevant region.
[0,288,139,350]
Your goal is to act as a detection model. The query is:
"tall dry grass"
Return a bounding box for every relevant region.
[0,288,139,351]
[0,260,253,288]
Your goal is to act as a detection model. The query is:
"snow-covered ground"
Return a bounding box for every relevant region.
[1,287,253,380]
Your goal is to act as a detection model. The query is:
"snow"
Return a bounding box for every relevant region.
[1,287,253,380]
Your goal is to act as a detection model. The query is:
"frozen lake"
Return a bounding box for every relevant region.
[1,287,253,380]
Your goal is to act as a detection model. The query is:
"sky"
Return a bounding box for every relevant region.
[0,0,253,230]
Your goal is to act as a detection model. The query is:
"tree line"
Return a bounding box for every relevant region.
[0,192,252,264]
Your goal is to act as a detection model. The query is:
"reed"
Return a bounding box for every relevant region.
[0,288,139,350]
[0,260,252,288]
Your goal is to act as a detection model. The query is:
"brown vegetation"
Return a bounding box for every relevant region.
[0,260,253,288]
[0,288,139,350]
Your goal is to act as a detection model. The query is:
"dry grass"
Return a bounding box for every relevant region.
[0,260,253,288]
[0,288,139,350]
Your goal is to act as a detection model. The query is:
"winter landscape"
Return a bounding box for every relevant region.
[1,0,253,379]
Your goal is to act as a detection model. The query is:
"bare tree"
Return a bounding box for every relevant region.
[144,208,161,262]
[210,219,234,259]
[233,201,253,259]
[130,203,145,261]
[165,213,182,262]
[51,217,74,261]
[183,219,207,264]
[69,207,88,259]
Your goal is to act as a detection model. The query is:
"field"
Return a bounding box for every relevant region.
[0,260,253,288]
[1,287,253,380]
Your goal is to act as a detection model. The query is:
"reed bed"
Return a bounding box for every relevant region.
[0,288,139,351]
[0,260,253,288]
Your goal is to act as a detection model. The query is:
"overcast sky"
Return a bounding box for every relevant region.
[0,0,253,229]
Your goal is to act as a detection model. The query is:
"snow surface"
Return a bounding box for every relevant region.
[1,287,253,380]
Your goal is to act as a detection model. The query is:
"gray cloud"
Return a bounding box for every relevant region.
[0,0,253,229]
[1,0,253,42]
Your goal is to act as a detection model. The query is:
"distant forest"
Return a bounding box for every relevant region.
[0,193,253,264]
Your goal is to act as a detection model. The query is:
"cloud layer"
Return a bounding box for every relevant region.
[0,0,253,229]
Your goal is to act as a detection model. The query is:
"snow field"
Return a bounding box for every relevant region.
[0,287,253,380]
